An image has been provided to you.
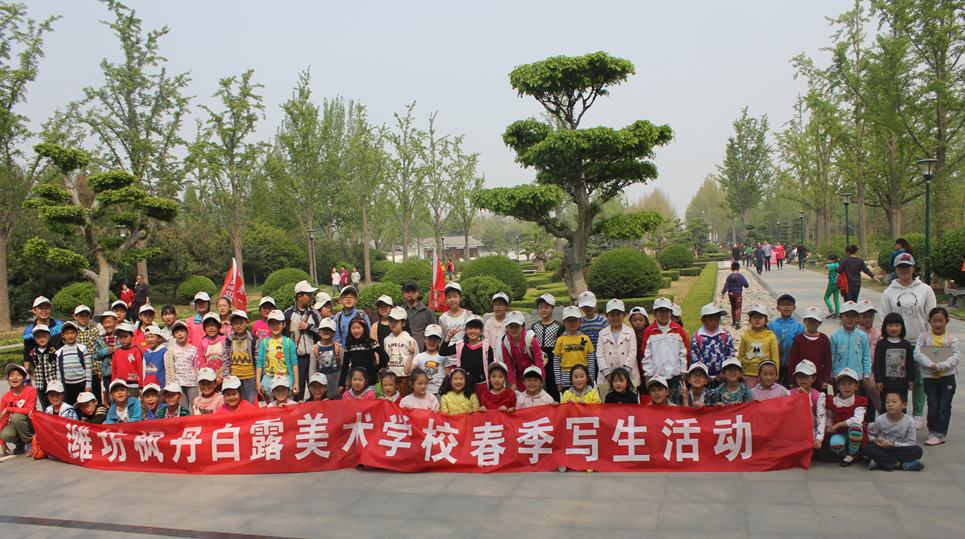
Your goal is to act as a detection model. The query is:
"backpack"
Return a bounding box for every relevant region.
[694,330,730,350]
[493,331,534,364]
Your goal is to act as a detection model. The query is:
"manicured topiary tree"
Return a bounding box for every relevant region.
[658,244,694,269]
[545,258,562,272]
[357,282,404,309]
[459,255,528,300]
[52,282,118,316]
[371,260,396,282]
[176,275,218,301]
[382,260,432,302]
[933,226,965,285]
[262,268,311,299]
[587,248,662,298]
[272,282,297,311]
[460,275,508,315]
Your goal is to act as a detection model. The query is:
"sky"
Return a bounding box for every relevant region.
[21,0,850,216]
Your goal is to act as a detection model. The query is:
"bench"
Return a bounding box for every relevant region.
[945,287,965,308]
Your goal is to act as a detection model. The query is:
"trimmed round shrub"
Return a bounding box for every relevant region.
[658,244,694,269]
[371,260,396,282]
[52,282,118,315]
[272,282,297,312]
[460,255,527,300]
[460,275,508,315]
[545,258,562,272]
[383,260,433,303]
[262,268,311,299]
[933,226,965,284]
[876,233,926,273]
[357,282,404,309]
[177,275,218,301]
[587,248,662,298]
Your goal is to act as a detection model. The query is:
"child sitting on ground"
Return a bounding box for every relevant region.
[679,363,715,408]
[219,376,257,412]
[141,383,162,419]
[824,368,868,467]
[379,371,401,403]
[342,367,376,400]
[193,367,224,414]
[516,366,557,409]
[713,358,752,405]
[862,391,925,471]
[793,360,826,452]
[751,360,790,400]
[738,304,779,388]
[690,303,735,386]
[604,367,638,404]
[0,364,36,456]
[400,368,440,412]
[157,383,191,418]
[790,307,832,390]
[768,293,805,387]
[267,375,296,408]
[440,368,479,415]
[43,381,77,419]
[106,379,143,423]
[477,362,515,412]
[647,375,676,406]
[561,364,601,404]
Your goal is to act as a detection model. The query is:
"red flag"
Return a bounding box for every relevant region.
[429,249,449,312]
[220,258,247,310]
[961,258,965,272]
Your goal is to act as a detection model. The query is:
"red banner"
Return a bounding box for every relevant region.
[220,257,247,310]
[33,394,813,474]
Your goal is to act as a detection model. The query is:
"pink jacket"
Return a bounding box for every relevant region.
[494,331,544,391]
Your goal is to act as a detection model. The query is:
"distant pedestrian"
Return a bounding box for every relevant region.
[797,244,807,270]
[331,267,341,295]
[839,245,881,302]
[351,267,361,289]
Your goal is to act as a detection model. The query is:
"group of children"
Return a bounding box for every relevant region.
[2,276,957,473]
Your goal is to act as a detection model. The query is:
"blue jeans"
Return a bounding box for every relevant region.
[240,377,257,404]
[923,375,956,436]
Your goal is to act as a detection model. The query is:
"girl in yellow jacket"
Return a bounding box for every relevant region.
[561,364,601,404]
[440,368,480,415]
[737,304,780,387]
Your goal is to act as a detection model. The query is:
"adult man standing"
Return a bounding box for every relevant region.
[132,275,150,322]
[401,281,437,352]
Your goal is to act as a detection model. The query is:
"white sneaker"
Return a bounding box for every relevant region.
[925,435,944,446]
[915,416,923,429]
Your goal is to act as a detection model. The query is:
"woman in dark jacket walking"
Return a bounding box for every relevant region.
[839,245,881,302]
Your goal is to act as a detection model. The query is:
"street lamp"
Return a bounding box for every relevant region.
[515,235,520,264]
[798,211,805,247]
[840,192,853,247]
[776,220,781,243]
[917,158,939,285]
[115,225,129,285]
[307,228,316,286]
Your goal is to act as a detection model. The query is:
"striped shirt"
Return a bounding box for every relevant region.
[58,343,91,386]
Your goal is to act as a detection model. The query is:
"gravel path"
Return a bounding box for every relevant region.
[712,263,779,341]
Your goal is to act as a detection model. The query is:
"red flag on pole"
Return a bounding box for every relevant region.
[429,249,449,313]
[220,258,247,310]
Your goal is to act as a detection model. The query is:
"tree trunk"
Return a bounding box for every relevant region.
[362,203,372,285]
[731,216,737,244]
[232,230,245,284]
[564,185,593,304]
[0,234,11,332]
[402,220,410,262]
[464,232,470,262]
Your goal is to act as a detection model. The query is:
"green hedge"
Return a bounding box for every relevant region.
[357,282,403,309]
[177,275,218,301]
[691,262,708,270]
[527,277,551,288]
[658,244,694,269]
[661,277,671,289]
[262,268,311,300]
[383,260,432,303]
[460,256,528,300]
[661,270,680,281]
[52,282,118,316]
[680,262,719,334]
[678,267,703,277]
[587,248,662,298]
[545,259,561,272]
[460,275,509,314]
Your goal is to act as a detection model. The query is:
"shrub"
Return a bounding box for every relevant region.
[272,282,297,311]
[460,275,508,315]
[527,277,550,288]
[661,270,680,281]
[933,226,965,285]
[383,260,433,303]
[877,233,927,274]
[357,282,404,309]
[460,256,528,300]
[703,244,719,254]
[545,258,562,272]
[680,263,719,334]
[371,260,396,282]
[661,277,672,289]
[586,248,662,298]
[658,244,694,269]
[678,267,703,277]
[263,268,311,299]
[177,275,218,301]
[52,282,118,316]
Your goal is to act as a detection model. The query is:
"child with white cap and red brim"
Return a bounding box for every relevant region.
[596,299,639,388]
[552,306,597,394]
[577,292,608,375]
[823,368,868,467]
[531,293,565,401]
[789,307,833,390]
[640,297,688,401]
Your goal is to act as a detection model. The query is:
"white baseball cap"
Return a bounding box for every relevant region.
[138,304,155,315]
[115,322,136,334]
[228,309,248,321]
[465,314,484,327]
[492,292,510,304]
[73,305,91,315]
[646,375,669,389]
[32,296,51,308]
[562,306,582,320]
[111,300,128,310]
[169,320,188,333]
[506,311,525,326]
[100,311,117,320]
[443,282,462,294]
[319,317,337,331]
[61,321,78,332]
[577,291,597,308]
[671,303,682,318]
[197,367,217,382]
[75,392,96,404]
[259,296,277,307]
[536,293,556,307]
[313,292,332,309]
[109,379,129,391]
[308,372,329,386]
[606,299,626,313]
[375,294,394,307]
[202,312,221,324]
[629,306,649,319]
[747,304,769,316]
[267,310,285,322]
[45,380,65,394]
[32,324,50,334]
[802,307,823,322]
[721,357,743,371]
[144,325,165,339]
[839,301,859,314]
[652,297,673,311]
[388,306,407,321]
[856,300,876,314]
[794,360,817,376]
[161,382,182,395]
[523,365,543,379]
[835,368,860,382]
[424,324,444,339]
[294,280,319,295]
[222,376,242,390]
[700,303,727,318]
[688,363,709,376]
[142,383,161,394]
[193,291,211,302]
[270,375,291,390]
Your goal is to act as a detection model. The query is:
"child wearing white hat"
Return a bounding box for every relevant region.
[823,368,868,467]
[531,293,564,401]
[737,304,779,388]
[483,292,511,346]
[596,299,639,388]
[789,307,833,391]
[641,298,688,401]
[578,292,608,367]
[43,381,78,420]
[690,303,734,383]
[552,306,597,393]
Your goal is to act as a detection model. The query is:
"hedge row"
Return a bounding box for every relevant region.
[678,267,703,277]
[512,294,675,313]
[661,277,671,289]
[527,277,551,288]
[680,262,719,334]
[661,270,680,281]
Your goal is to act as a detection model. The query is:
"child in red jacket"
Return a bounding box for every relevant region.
[823,368,868,466]
[789,307,833,390]
[1,364,38,456]
[111,323,144,398]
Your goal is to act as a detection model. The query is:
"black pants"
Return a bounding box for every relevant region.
[297,354,311,401]
[861,444,923,470]
[64,381,85,405]
[764,257,771,271]
[843,283,861,303]
[542,347,560,402]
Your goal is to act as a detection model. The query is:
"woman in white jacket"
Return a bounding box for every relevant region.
[596,299,640,388]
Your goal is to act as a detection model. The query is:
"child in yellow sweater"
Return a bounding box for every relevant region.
[737,304,780,388]
[561,364,601,404]
[439,368,480,415]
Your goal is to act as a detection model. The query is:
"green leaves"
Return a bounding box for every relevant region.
[472,184,566,221]
[135,197,179,222]
[23,238,88,272]
[87,170,136,194]
[34,143,90,174]
[38,205,87,226]
[598,211,664,240]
